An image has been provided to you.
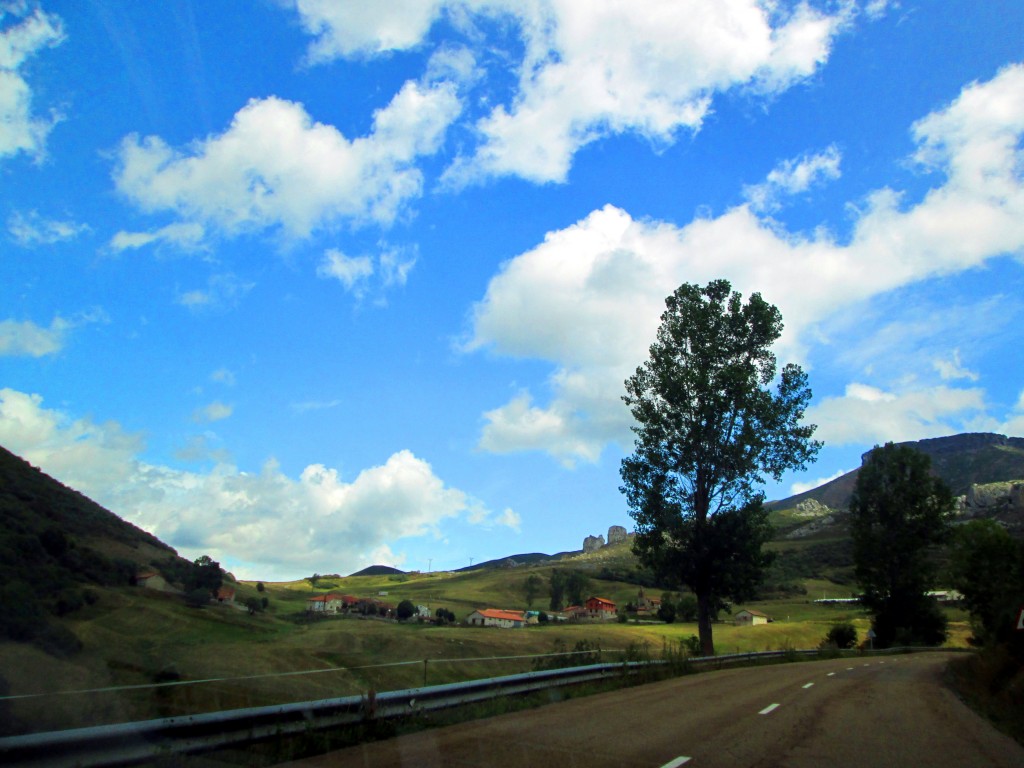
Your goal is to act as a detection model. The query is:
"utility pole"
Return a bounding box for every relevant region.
[427,558,432,573]
[469,557,474,567]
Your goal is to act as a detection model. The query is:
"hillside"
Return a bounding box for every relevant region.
[0,444,184,655]
[770,433,1024,512]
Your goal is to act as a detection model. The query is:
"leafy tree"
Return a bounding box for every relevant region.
[523,574,543,607]
[396,599,416,621]
[185,555,222,595]
[850,443,955,648]
[244,597,262,615]
[256,581,265,593]
[657,598,676,624]
[948,519,1024,649]
[434,607,456,624]
[565,570,590,606]
[621,280,820,656]
[548,569,590,610]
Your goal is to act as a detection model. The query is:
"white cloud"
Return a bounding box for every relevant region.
[789,467,850,496]
[108,222,206,252]
[0,316,69,356]
[467,64,1024,463]
[193,401,233,423]
[8,210,90,245]
[744,145,842,212]
[0,309,105,357]
[317,249,374,293]
[177,273,254,312]
[806,383,986,445]
[0,387,496,580]
[933,349,979,382]
[317,244,417,297]
[113,82,461,240]
[292,0,448,61]
[0,4,64,162]
[496,507,521,531]
[289,1,852,185]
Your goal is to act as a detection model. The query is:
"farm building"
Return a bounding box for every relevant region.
[585,596,617,620]
[466,608,527,628]
[734,608,771,626]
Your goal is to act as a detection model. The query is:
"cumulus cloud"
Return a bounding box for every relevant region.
[290,1,851,185]
[744,145,842,212]
[0,4,64,162]
[113,82,461,240]
[467,64,1024,463]
[0,387,500,580]
[806,383,986,445]
[8,210,90,245]
[292,0,447,61]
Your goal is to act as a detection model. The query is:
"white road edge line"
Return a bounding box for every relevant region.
[661,757,691,767]
[759,703,780,715]
[802,683,814,689]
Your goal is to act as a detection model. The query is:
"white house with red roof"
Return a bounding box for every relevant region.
[466,608,527,628]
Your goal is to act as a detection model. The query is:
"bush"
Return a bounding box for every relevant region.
[396,599,416,621]
[823,622,858,650]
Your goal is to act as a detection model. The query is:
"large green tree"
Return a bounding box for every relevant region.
[850,443,955,647]
[621,280,820,656]
[948,519,1024,651]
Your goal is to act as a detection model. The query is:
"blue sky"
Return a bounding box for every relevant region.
[2,1,1023,580]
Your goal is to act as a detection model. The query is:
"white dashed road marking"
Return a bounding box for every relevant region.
[802,683,814,689]
[661,757,691,767]
[759,703,780,715]
[827,672,836,677]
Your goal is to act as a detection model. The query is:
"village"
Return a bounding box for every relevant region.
[302,587,773,629]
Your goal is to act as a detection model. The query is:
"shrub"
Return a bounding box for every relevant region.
[396,600,416,621]
[823,622,858,650]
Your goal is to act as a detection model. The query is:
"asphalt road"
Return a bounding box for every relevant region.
[281,653,1023,768]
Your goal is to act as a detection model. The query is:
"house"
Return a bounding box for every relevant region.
[635,587,661,616]
[306,593,346,613]
[562,605,588,621]
[214,587,236,605]
[466,608,527,628]
[585,596,617,620]
[734,608,771,626]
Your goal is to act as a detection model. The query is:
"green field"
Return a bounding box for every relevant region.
[0,557,971,736]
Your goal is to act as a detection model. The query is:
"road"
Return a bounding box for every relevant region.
[281,653,1023,768]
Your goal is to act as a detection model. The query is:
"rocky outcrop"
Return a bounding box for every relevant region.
[792,499,831,518]
[607,525,628,544]
[957,481,1024,517]
[582,534,605,553]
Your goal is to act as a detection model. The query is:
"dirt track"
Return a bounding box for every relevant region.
[281,653,1023,767]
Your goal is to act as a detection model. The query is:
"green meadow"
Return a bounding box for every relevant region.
[0,555,971,736]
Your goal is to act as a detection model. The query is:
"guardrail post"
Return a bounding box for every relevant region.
[423,659,428,687]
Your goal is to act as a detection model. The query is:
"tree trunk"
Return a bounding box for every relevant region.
[696,590,715,657]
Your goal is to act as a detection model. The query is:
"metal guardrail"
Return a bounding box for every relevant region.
[0,646,958,767]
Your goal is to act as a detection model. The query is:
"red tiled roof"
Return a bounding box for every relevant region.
[737,608,769,617]
[476,608,526,621]
[586,596,616,607]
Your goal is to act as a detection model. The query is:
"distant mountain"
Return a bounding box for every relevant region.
[349,564,406,577]
[454,551,580,572]
[770,433,1024,512]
